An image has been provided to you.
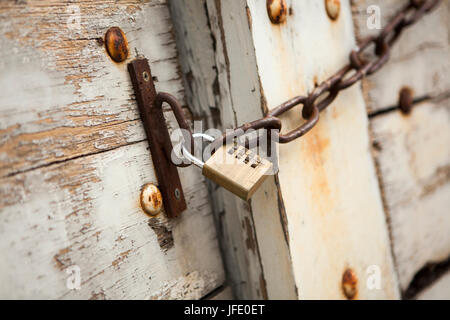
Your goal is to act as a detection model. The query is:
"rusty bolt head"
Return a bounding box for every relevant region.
[267,0,287,24]
[140,183,163,216]
[342,268,358,300]
[325,0,341,21]
[399,87,414,115]
[105,27,129,63]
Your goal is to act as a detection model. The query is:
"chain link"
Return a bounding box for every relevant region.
[170,0,441,165]
[211,0,442,149]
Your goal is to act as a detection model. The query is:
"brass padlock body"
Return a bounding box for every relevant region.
[202,144,273,200]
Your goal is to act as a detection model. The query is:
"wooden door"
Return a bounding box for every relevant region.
[1,0,448,300]
[170,0,449,300]
[0,0,225,299]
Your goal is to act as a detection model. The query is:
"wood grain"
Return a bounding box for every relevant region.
[0,0,184,178]
[245,0,399,299]
[352,0,450,293]
[0,141,224,299]
[0,0,225,299]
[351,0,449,113]
[178,0,401,299]
[204,0,298,299]
[370,97,450,290]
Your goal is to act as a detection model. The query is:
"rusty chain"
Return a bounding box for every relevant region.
[169,0,441,165]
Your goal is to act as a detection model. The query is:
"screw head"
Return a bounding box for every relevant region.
[342,268,358,300]
[140,183,163,216]
[174,188,181,200]
[325,0,341,21]
[142,71,150,82]
[267,0,287,24]
[105,26,129,63]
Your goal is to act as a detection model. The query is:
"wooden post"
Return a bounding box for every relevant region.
[173,0,401,299]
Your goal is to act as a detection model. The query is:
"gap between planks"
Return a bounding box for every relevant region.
[368,90,450,119]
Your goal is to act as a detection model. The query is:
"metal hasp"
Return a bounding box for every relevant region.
[128,58,186,219]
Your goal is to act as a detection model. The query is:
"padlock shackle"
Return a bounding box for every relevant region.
[182,133,215,168]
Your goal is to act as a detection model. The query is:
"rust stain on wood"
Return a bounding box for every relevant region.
[111,249,132,269]
[53,247,71,271]
[89,290,106,300]
[301,129,333,214]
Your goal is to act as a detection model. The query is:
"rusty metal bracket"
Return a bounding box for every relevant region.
[128,58,186,219]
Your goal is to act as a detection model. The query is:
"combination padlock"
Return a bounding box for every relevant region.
[182,133,273,200]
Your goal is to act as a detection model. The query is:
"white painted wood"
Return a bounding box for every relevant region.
[172,0,299,300]
[351,0,450,293]
[370,97,450,290]
[168,0,218,124]
[170,0,269,300]
[244,0,399,299]
[204,0,298,299]
[180,0,400,299]
[416,271,450,300]
[351,0,450,113]
[0,0,184,177]
[0,0,225,299]
[0,142,224,299]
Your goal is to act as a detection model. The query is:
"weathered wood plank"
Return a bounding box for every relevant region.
[168,0,218,124]
[245,0,399,299]
[170,0,263,300]
[351,0,450,113]
[180,0,400,299]
[351,0,450,293]
[0,0,185,177]
[0,141,224,299]
[0,0,225,299]
[171,0,299,299]
[204,0,298,299]
[370,97,450,290]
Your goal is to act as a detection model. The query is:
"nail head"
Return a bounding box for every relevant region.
[143,71,150,82]
[105,26,129,63]
[325,0,341,21]
[174,188,181,200]
[399,87,414,115]
[267,0,287,24]
[140,183,163,216]
[342,268,358,300]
